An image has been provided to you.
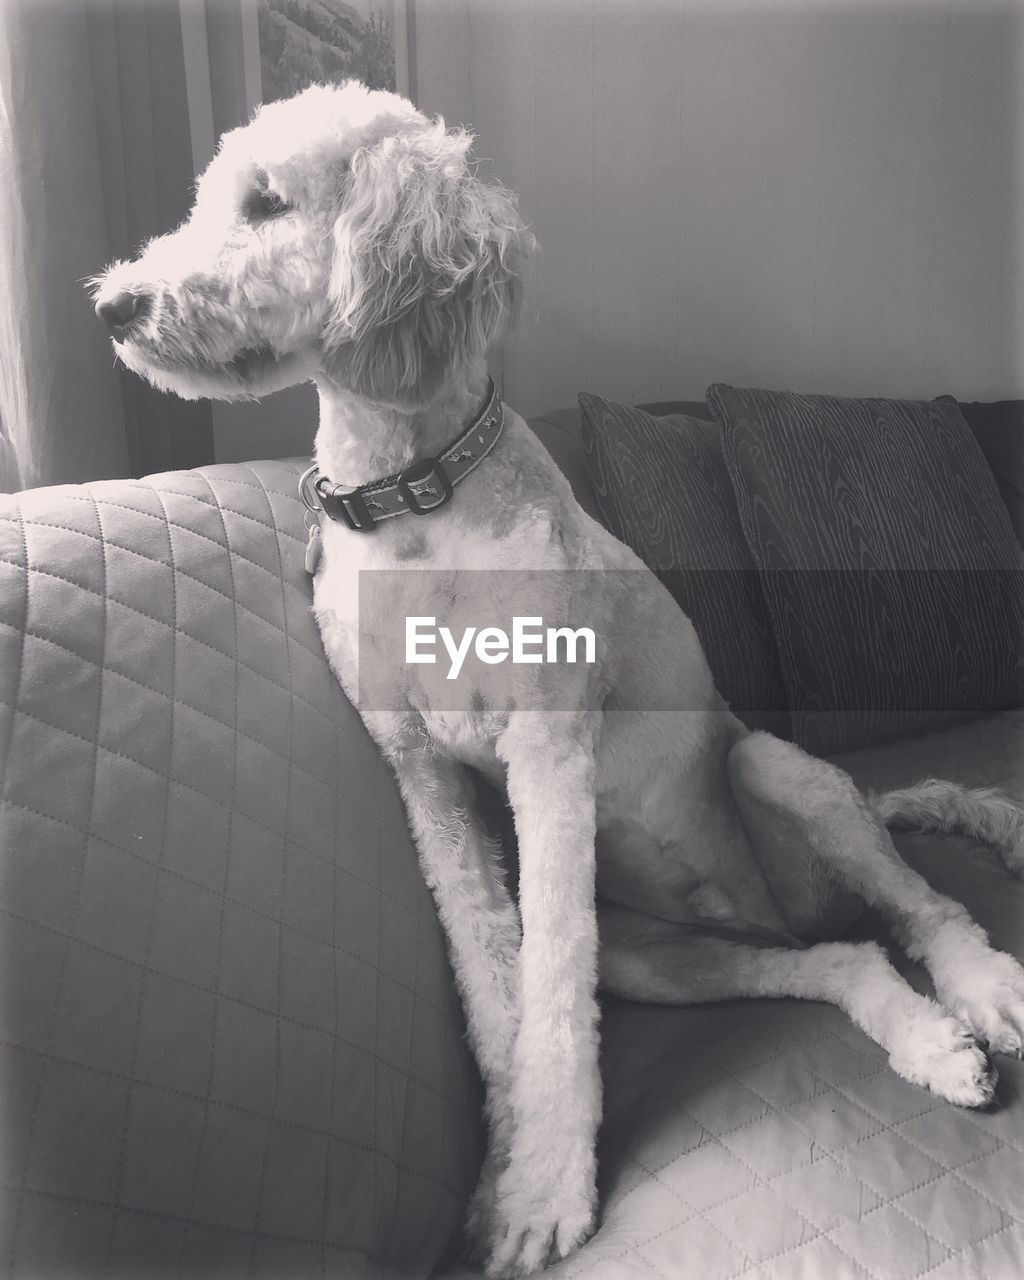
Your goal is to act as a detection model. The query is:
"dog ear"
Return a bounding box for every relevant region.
[323,121,532,406]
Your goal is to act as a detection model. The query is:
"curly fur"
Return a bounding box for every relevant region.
[91,81,1024,1279]
[874,779,1024,874]
[324,121,528,404]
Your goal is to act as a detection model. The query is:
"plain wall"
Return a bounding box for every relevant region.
[416,0,1024,420]
[214,0,1023,461]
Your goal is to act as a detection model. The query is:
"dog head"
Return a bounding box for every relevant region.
[90,81,532,407]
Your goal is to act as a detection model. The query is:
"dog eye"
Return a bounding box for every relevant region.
[243,186,290,222]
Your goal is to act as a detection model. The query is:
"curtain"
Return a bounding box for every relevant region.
[0,0,213,494]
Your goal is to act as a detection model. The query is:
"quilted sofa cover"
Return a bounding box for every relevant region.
[0,461,483,1278]
[2,444,1023,1280]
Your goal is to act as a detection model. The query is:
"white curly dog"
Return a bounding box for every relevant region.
[93,82,1024,1278]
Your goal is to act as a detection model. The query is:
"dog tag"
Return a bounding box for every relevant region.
[304,519,322,575]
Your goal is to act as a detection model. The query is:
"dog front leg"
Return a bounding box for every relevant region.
[386,747,523,1247]
[488,716,601,1278]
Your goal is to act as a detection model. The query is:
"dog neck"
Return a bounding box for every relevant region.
[313,365,493,487]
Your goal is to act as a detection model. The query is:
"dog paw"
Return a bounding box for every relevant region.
[889,1014,997,1108]
[483,1180,596,1278]
[932,950,1024,1059]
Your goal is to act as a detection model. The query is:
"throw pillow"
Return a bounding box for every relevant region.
[708,384,1024,755]
[578,392,791,736]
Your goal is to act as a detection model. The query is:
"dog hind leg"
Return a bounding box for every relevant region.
[729,732,1024,1059]
[597,903,995,1106]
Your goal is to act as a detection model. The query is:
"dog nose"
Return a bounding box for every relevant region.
[96,291,149,337]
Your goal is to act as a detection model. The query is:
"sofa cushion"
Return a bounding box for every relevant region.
[578,392,791,736]
[0,461,482,1277]
[708,384,1024,756]
[530,398,1024,551]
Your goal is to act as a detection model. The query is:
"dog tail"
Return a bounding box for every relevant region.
[871,779,1024,877]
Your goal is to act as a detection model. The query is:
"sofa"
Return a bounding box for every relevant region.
[1,393,1021,1280]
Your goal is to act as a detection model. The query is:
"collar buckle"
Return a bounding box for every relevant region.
[317,478,377,532]
[397,457,453,515]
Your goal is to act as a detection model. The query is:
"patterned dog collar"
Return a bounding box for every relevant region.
[298,378,504,533]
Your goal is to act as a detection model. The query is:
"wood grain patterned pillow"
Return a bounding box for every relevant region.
[708,384,1024,755]
[579,392,791,736]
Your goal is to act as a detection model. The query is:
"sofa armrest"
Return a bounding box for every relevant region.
[0,459,482,1276]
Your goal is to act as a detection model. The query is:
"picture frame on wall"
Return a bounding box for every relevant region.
[180,0,413,178]
[242,0,412,114]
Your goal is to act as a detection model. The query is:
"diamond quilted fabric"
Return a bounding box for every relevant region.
[0,460,484,1278]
